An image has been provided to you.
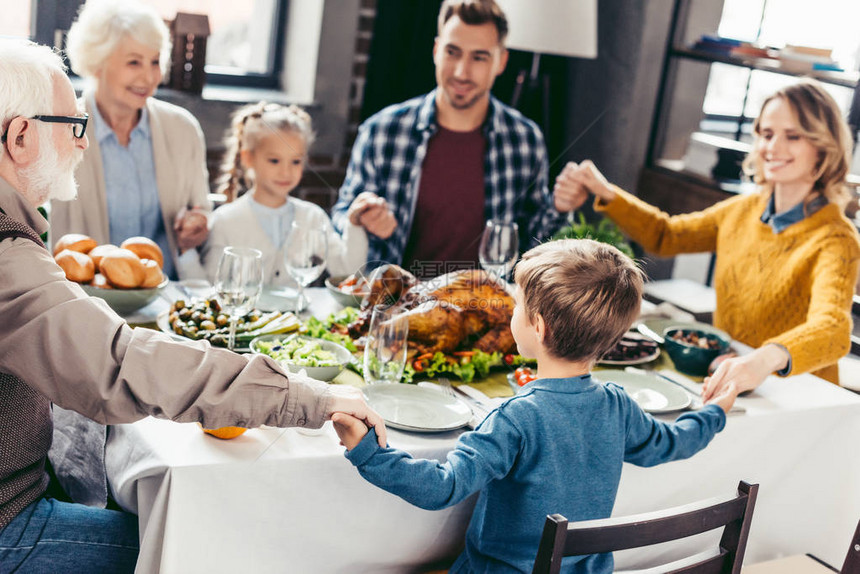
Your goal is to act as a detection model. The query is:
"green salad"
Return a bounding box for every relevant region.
[255,336,341,367]
[301,307,359,352]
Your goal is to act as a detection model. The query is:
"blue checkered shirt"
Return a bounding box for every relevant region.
[331,90,566,266]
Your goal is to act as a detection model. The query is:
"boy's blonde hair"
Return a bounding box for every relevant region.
[514,239,644,363]
[216,101,315,202]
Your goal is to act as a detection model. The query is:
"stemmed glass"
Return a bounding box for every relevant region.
[363,305,409,385]
[478,220,519,283]
[214,246,264,351]
[284,222,328,313]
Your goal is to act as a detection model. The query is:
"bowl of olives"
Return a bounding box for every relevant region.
[161,298,298,350]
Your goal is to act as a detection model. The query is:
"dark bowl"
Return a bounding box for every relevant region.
[662,327,731,377]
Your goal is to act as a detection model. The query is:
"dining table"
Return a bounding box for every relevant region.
[105,285,860,573]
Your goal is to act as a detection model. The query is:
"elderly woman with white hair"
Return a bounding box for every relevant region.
[50,0,210,280]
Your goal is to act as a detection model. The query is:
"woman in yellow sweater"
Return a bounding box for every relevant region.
[554,79,860,397]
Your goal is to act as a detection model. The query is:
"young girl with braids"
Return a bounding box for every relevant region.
[202,102,368,287]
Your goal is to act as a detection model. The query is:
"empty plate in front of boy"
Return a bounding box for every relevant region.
[593,369,692,414]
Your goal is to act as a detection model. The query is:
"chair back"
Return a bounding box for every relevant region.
[532,481,758,574]
[841,517,860,573]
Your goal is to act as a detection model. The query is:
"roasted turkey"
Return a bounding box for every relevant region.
[348,265,517,356]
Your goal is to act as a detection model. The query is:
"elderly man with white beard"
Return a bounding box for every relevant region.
[0,39,386,573]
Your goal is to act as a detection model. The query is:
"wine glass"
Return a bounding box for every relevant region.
[214,246,264,351]
[284,222,328,313]
[478,220,519,283]
[363,305,409,385]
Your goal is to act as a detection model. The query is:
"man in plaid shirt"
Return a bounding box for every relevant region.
[331,0,578,276]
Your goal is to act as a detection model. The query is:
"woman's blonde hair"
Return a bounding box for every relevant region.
[743,79,854,208]
[216,102,315,202]
[66,0,171,79]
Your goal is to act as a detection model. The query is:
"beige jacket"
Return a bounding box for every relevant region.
[0,176,328,430]
[49,95,211,275]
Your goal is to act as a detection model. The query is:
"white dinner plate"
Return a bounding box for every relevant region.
[593,369,691,414]
[363,384,473,432]
[256,287,300,312]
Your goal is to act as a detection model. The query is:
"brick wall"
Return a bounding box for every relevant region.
[291,0,377,212]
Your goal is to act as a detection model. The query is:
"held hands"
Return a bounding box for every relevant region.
[702,344,790,403]
[346,192,397,239]
[175,207,209,252]
[332,412,369,450]
[325,385,387,447]
[552,160,616,212]
[703,381,738,414]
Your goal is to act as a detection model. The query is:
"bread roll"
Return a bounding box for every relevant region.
[100,249,145,289]
[55,249,95,283]
[89,273,113,289]
[53,233,97,256]
[140,259,164,288]
[88,244,119,272]
[121,237,163,269]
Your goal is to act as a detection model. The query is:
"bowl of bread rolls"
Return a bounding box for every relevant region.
[53,233,168,315]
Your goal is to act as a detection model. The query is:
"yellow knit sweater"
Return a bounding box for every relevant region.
[596,187,860,384]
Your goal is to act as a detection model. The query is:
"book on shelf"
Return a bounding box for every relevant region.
[689,36,843,72]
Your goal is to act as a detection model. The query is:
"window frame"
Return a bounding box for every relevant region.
[203,0,289,88]
[30,0,289,89]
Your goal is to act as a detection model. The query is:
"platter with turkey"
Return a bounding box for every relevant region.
[331,265,533,383]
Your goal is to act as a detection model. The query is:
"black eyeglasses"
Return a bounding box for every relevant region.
[1,114,89,143]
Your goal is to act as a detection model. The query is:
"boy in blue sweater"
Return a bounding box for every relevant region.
[333,239,737,573]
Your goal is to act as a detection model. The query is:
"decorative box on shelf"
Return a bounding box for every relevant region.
[168,12,211,93]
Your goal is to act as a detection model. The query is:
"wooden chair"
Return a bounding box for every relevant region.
[532,481,758,574]
[742,516,860,573]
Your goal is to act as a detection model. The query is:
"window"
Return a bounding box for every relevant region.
[649,0,860,191]
[701,0,860,143]
[150,0,287,86]
[4,0,287,88]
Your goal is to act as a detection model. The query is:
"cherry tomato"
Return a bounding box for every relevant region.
[514,366,536,386]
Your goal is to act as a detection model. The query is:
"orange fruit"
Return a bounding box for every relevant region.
[198,423,247,439]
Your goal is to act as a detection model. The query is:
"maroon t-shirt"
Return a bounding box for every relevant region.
[401,126,486,279]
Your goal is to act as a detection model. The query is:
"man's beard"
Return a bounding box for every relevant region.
[21,124,81,204]
[444,82,486,111]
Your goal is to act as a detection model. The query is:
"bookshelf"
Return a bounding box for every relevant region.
[643,0,860,217]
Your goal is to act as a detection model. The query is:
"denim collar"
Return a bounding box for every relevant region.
[90,94,151,145]
[760,193,828,233]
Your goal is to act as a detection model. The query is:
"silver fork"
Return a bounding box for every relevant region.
[439,377,491,428]
[437,377,457,399]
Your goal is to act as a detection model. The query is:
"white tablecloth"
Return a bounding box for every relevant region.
[108,422,475,573]
[106,371,860,573]
[106,289,860,573]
